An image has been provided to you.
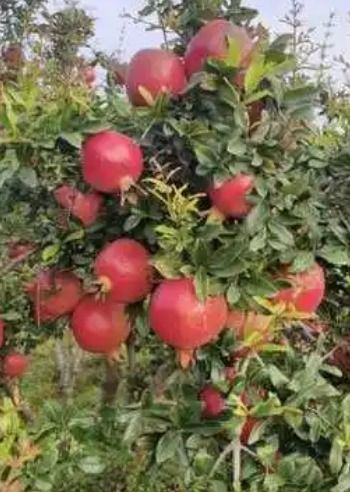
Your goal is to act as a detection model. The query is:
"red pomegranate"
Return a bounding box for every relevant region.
[209,175,255,219]
[0,319,4,348]
[82,130,144,193]
[71,295,130,354]
[54,185,103,227]
[150,278,228,366]
[8,241,35,261]
[200,385,226,418]
[82,65,96,88]
[126,49,187,106]
[240,416,259,445]
[184,19,255,79]
[25,270,83,323]
[3,353,29,378]
[273,262,325,313]
[95,239,153,303]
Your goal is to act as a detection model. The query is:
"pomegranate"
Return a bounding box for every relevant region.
[126,49,187,106]
[82,130,144,193]
[200,385,226,418]
[184,19,255,79]
[54,185,103,227]
[3,353,29,379]
[273,262,325,313]
[209,175,255,219]
[82,65,96,88]
[95,239,153,303]
[150,278,228,366]
[25,270,82,323]
[0,319,4,348]
[71,295,130,354]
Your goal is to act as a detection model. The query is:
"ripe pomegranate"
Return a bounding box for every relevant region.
[54,185,103,227]
[273,262,325,313]
[209,175,255,219]
[184,19,255,79]
[240,416,259,445]
[150,278,228,366]
[82,65,96,88]
[8,241,35,261]
[82,130,144,193]
[200,385,226,418]
[95,239,153,303]
[0,319,4,348]
[3,353,29,379]
[25,270,82,323]
[71,296,130,354]
[126,49,187,106]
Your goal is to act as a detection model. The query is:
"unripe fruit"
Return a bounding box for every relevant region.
[184,19,255,78]
[95,239,153,303]
[126,49,187,106]
[71,296,130,354]
[209,175,255,219]
[200,385,225,418]
[82,131,144,193]
[3,353,29,378]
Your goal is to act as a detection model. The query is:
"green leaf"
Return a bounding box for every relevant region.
[78,456,106,475]
[42,244,60,262]
[227,283,241,306]
[18,167,38,188]
[194,267,209,302]
[244,54,266,94]
[210,480,228,492]
[124,215,142,232]
[64,230,85,242]
[291,251,315,272]
[227,137,247,156]
[225,37,241,68]
[246,202,269,235]
[268,364,289,389]
[268,221,294,246]
[330,438,344,474]
[319,244,350,266]
[156,431,182,464]
[60,132,83,148]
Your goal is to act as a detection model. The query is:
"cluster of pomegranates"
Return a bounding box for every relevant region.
[1,21,327,399]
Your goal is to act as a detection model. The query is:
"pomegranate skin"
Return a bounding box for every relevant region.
[126,49,187,106]
[71,296,130,354]
[274,262,325,313]
[150,278,228,350]
[209,175,255,219]
[200,385,226,418]
[95,239,153,303]
[0,319,4,348]
[184,19,255,78]
[26,270,83,323]
[54,185,103,226]
[82,131,144,193]
[3,353,29,379]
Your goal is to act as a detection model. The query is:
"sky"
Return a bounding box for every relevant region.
[49,0,350,65]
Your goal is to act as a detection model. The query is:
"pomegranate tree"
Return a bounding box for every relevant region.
[126,49,187,106]
[82,130,144,193]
